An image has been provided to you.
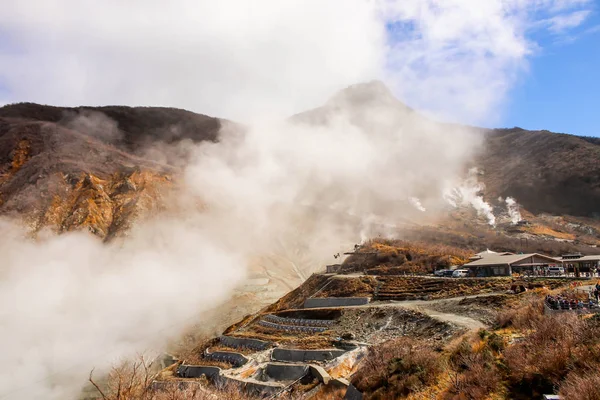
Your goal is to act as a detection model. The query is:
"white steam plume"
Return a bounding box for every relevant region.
[505,196,523,224]
[444,168,497,226]
[409,197,427,212]
[0,1,589,399]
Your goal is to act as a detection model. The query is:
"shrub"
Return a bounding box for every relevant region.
[496,298,544,330]
[559,370,600,400]
[504,313,586,397]
[352,338,443,399]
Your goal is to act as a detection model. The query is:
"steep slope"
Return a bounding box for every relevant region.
[0,117,175,239]
[0,103,224,239]
[1,82,599,242]
[479,127,600,217]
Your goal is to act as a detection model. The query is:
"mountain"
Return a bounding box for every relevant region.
[1,83,599,244]
[480,127,600,217]
[0,103,222,239]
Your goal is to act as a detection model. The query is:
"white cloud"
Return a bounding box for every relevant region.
[545,9,592,32]
[0,1,384,121]
[0,0,593,124]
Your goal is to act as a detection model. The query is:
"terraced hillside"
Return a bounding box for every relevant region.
[146,265,589,400]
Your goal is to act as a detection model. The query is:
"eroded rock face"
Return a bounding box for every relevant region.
[35,170,171,240]
[0,105,218,240]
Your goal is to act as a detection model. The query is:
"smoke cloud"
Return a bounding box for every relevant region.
[444,168,497,226]
[0,1,591,399]
[505,196,523,224]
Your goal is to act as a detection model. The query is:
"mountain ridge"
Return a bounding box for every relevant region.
[1,83,599,240]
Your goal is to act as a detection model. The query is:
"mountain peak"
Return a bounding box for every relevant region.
[326,80,412,112]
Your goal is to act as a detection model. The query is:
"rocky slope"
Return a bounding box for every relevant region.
[1,83,599,243]
[0,104,224,239]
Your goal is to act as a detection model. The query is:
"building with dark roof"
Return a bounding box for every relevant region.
[463,253,561,277]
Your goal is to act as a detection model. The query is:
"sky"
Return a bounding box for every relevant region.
[0,0,598,135]
[503,8,600,137]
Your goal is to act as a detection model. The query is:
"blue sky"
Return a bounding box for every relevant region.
[503,12,600,137]
[0,1,598,136]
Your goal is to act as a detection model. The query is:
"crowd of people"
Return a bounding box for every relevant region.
[545,295,596,311]
[545,283,600,311]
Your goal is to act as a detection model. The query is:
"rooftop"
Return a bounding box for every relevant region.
[464,253,558,267]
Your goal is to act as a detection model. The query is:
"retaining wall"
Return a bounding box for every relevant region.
[258,320,327,333]
[264,314,335,327]
[272,348,346,362]
[304,297,370,308]
[264,362,309,381]
[204,350,248,367]
[176,365,221,379]
[219,335,273,351]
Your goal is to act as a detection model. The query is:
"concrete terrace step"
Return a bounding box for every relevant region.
[175,364,285,396]
[272,348,347,362]
[260,362,309,382]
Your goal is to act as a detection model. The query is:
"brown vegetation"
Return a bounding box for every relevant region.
[314,276,377,298]
[443,332,505,400]
[342,238,472,274]
[352,337,444,400]
[492,291,600,399]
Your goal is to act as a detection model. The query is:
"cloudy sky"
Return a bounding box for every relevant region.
[0,0,597,133]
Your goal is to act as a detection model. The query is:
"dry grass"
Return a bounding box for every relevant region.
[442,333,504,400]
[315,276,377,298]
[342,239,472,274]
[559,371,600,400]
[526,224,576,241]
[495,292,600,398]
[352,337,444,400]
[262,274,330,313]
[495,297,545,330]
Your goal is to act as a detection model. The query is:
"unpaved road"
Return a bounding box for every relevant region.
[389,293,501,330]
[398,303,486,330]
[307,293,502,331]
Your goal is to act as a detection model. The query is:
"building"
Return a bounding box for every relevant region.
[557,253,600,275]
[468,249,514,261]
[463,253,561,277]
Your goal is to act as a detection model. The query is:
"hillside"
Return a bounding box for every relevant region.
[480,127,600,217]
[0,104,225,239]
[1,83,599,242]
[146,240,598,400]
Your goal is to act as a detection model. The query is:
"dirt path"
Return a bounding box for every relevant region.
[398,303,486,330]
[380,293,500,330]
[306,293,501,331]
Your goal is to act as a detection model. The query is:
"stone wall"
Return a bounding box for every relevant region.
[264,314,335,327]
[258,320,327,333]
[204,350,248,367]
[219,335,273,351]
